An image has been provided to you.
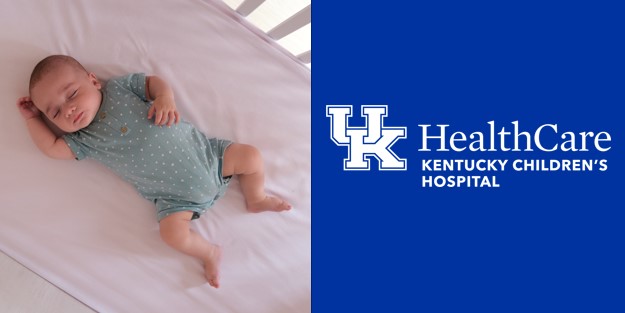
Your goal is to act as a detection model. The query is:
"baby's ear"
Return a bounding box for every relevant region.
[89,72,102,89]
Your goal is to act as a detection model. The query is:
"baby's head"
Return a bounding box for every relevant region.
[29,55,102,133]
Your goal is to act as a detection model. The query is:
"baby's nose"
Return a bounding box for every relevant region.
[64,105,77,118]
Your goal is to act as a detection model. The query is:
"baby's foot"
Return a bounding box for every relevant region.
[247,196,292,213]
[203,244,222,288]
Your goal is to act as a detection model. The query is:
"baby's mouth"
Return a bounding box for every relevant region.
[73,111,84,124]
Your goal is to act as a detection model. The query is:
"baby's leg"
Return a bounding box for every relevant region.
[159,211,222,288]
[222,143,291,212]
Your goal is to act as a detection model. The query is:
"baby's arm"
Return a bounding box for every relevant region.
[146,76,180,127]
[16,97,75,160]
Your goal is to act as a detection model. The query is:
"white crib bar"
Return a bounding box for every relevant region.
[297,50,311,64]
[232,0,311,66]
[267,4,311,40]
[236,0,266,17]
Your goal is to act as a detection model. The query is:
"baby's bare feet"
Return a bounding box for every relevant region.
[203,244,222,288]
[247,196,292,213]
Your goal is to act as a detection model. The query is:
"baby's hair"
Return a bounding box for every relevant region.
[29,55,88,92]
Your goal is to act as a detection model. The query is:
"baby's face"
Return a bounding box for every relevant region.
[31,65,102,133]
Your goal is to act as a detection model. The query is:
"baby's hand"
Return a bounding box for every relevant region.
[16,97,41,120]
[147,95,180,127]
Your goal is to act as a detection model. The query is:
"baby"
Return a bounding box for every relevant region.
[16,55,291,288]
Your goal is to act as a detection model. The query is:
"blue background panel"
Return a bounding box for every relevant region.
[313,1,624,312]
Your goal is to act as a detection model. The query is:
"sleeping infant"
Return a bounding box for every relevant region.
[16,55,291,288]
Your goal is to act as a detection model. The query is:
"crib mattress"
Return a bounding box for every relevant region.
[0,1,310,312]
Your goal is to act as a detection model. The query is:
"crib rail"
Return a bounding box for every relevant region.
[236,0,265,16]
[226,0,311,66]
[266,4,310,40]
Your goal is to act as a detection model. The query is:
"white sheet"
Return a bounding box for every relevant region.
[0,1,310,312]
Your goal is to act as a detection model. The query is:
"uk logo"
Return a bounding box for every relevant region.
[326,105,407,171]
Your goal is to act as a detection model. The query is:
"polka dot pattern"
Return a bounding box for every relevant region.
[63,73,232,221]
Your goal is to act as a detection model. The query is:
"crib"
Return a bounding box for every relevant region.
[0,1,310,312]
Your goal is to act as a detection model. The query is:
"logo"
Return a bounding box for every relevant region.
[326,105,407,170]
